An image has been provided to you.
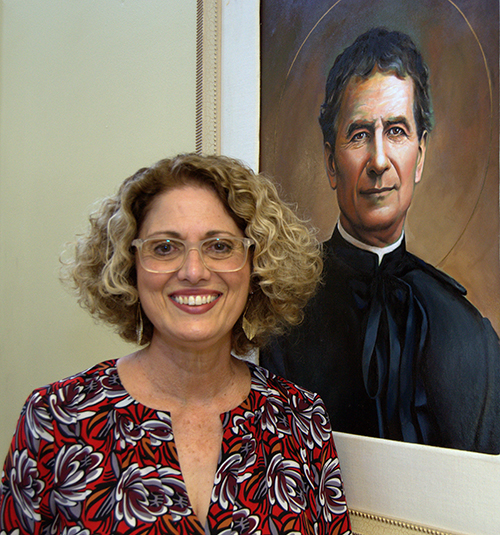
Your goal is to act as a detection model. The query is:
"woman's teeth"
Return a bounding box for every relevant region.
[173,294,218,306]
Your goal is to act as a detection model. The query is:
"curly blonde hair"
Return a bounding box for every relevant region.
[62,153,323,356]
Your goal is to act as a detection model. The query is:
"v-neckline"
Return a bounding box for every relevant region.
[110,359,267,533]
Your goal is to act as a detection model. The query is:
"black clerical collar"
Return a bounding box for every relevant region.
[329,225,407,276]
[337,221,404,264]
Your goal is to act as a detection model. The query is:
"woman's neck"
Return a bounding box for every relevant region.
[117,335,251,412]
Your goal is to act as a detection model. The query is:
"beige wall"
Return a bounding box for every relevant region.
[0,1,196,461]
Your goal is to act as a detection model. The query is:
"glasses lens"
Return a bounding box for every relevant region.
[201,237,248,272]
[140,238,185,272]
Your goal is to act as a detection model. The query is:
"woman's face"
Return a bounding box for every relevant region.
[136,185,251,352]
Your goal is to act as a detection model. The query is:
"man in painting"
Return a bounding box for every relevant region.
[261,27,500,454]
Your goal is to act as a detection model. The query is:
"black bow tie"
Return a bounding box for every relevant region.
[331,229,431,442]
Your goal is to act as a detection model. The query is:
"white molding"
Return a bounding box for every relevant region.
[220,0,260,171]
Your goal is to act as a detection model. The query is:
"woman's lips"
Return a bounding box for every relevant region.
[171,294,219,306]
[169,292,222,313]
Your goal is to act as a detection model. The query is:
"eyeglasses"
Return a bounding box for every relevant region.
[131,236,254,273]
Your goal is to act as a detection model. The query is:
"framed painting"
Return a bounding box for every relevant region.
[259,0,500,332]
[196,1,500,534]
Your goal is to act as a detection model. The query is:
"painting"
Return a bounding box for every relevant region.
[259,0,500,455]
[260,0,499,322]
[197,0,500,532]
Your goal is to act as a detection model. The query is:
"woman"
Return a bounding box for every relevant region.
[0,154,351,534]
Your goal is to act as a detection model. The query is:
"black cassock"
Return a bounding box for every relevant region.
[261,228,500,454]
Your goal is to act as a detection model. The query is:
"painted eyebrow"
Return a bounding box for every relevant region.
[346,121,374,138]
[384,116,412,131]
[345,116,412,138]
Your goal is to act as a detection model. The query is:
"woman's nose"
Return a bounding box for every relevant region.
[176,248,211,281]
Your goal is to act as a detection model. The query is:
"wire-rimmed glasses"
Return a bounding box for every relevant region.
[132,236,254,273]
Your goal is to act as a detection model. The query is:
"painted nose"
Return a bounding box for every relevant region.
[367,133,390,177]
[177,248,210,282]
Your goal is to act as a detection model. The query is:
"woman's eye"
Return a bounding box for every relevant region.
[206,239,234,255]
[152,241,180,256]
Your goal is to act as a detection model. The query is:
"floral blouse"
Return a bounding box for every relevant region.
[0,360,351,534]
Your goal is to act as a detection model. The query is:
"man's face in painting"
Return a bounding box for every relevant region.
[324,70,428,247]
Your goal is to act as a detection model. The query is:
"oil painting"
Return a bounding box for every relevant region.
[259,0,500,454]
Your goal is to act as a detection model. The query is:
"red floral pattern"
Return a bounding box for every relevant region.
[0,360,351,534]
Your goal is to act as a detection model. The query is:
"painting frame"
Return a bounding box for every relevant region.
[195,1,500,534]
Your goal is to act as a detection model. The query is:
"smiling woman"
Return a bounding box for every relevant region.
[64,153,323,355]
[0,153,352,534]
[133,186,253,353]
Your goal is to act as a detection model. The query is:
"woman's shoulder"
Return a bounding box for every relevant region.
[249,361,325,409]
[247,362,334,444]
[31,359,117,392]
[11,360,127,453]
[23,359,123,410]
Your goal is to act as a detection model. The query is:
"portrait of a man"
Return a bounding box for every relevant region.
[260,18,500,454]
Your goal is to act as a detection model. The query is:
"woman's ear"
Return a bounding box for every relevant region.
[324,143,337,190]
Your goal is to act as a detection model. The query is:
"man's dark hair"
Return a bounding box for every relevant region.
[319,27,433,147]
